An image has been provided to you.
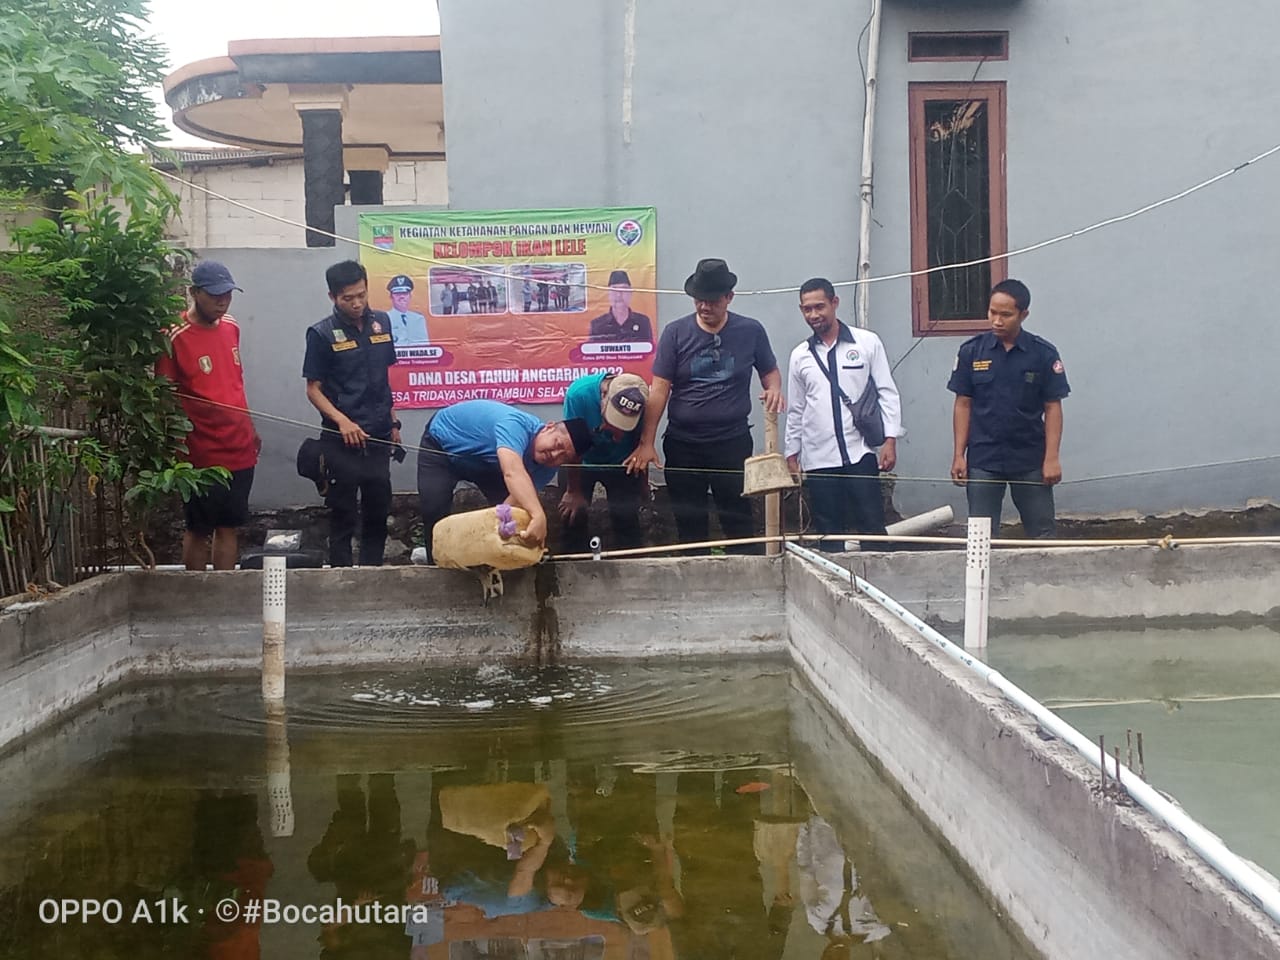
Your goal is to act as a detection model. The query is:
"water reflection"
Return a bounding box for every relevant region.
[193,792,273,959]
[308,774,415,956]
[0,664,1038,959]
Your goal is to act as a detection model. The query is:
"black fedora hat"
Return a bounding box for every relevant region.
[684,258,737,299]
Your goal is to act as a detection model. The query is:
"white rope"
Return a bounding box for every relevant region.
[155,137,1280,297]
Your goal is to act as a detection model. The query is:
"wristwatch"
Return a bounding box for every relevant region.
[391,419,402,430]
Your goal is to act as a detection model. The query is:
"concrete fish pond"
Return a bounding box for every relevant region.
[1,543,1278,958]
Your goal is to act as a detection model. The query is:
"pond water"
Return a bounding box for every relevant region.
[0,660,1037,959]
[987,623,1280,880]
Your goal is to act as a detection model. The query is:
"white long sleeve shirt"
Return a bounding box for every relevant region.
[785,322,903,470]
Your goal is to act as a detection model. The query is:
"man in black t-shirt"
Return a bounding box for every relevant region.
[625,259,783,553]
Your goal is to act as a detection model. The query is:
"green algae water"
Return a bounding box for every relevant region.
[987,623,1280,881]
[0,661,1036,959]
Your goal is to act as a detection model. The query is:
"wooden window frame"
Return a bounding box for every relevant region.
[907,31,1009,63]
[908,81,1008,337]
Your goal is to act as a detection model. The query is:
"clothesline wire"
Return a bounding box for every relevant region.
[153,136,1280,297]
[22,357,1276,490]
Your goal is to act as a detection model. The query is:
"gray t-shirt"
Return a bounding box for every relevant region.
[653,311,778,443]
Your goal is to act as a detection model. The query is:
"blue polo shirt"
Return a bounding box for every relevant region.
[562,373,641,466]
[947,330,1070,474]
[427,400,557,488]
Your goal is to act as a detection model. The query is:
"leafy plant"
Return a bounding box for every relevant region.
[123,463,230,567]
[3,195,224,575]
[0,1,227,585]
[0,0,170,209]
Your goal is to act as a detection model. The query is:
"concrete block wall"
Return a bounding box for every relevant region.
[785,555,1280,960]
[167,158,448,249]
[0,557,786,748]
[849,543,1280,628]
[0,577,134,747]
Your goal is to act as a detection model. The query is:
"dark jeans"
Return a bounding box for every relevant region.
[417,435,509,563]
[323,440,392,567]
[662,432,757,554]
[805,454,886,552]
[966,466,1056,538]
[563,466,645,553]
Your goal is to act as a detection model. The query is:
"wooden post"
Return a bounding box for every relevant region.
[765,411,782,556]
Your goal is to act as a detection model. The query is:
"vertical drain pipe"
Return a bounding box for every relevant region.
[262,556,287,703]
[855,0,884,329]
[963,517,991,650]
[622,0,637,145]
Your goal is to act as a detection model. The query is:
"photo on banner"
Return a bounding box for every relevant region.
[359,207,658,408]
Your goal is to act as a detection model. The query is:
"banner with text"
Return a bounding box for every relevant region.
[358,206,658,408]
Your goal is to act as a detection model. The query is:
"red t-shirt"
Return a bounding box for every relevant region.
[156,312,258,470]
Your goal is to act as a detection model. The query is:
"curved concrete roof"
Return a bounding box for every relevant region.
[163,36,444,157]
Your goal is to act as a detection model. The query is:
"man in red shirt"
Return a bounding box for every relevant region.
[156,261,260,570]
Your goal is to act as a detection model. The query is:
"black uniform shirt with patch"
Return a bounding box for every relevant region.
[302,307,397,438]
[947,329,1070,474]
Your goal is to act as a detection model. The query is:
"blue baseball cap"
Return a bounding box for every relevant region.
[191,261,242,295]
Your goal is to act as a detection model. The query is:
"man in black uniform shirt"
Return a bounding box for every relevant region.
[948,278,1070,538]
[303,260,402,566]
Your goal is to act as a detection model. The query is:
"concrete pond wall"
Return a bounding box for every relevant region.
[1,544,1279,958]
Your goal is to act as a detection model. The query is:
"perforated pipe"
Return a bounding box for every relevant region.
[261,557,286,704]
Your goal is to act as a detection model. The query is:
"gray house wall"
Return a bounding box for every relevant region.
[438,0,1280,518]
[192,247,437,507]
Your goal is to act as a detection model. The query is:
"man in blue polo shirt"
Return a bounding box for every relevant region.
[417,400,593,561]
[948,279,1070,538]
[558,372,650,552]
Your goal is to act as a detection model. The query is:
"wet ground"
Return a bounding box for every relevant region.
[0,660,1037,959]
[987,623,1280,880]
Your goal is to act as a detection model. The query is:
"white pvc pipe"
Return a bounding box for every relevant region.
[963,516,991,650]
[261,556,286,703]
[785,541,1280,926]
[843,504,954,551]
[891,505,954,536]
[855,0,884,329]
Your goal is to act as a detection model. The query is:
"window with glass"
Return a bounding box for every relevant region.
[908,81,1007,336]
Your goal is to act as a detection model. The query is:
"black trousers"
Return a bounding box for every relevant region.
[662,433,757,554]
[805,453,886,552]
[416,435,509,563]
[322,439,392,567]
[562,466,646,553]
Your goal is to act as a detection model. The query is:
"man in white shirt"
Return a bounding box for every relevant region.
[784,278,903,550]
[386,275,430,345]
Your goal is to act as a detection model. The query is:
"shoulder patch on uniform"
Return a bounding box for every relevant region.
[1052,359,1064,374]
